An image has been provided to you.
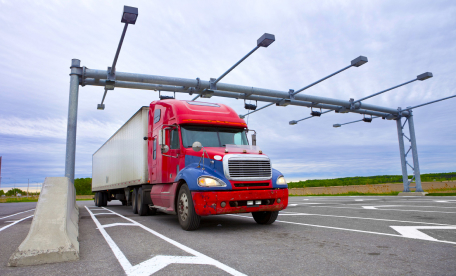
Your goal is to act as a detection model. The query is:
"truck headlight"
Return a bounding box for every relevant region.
[197,176,226,187]
[276,176,287,185]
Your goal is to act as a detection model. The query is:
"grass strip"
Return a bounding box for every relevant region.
[289,191,400,197]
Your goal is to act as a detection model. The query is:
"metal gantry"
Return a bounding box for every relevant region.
[65,6,456,191]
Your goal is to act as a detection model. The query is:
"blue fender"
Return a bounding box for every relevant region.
[174,163,233,191]
[272,168,288,188]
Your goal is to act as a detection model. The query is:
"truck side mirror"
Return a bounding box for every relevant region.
[192,141,202,152]
[251,133,257,146]
[161,145,169,153]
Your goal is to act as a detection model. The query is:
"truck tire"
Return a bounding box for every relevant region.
[95,192,102,207]
[132,188,138,214]
[252,211,279,225]
[177,184,200,231]
[101,192,108,207]
[137,187,148,216]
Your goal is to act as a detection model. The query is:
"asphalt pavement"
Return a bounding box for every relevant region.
[1,196,455,275]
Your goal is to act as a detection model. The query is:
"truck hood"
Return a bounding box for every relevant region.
[184,146,266,160]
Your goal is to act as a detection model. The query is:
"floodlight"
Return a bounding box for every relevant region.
[362,117,372,123]
[257,33,275,47]
[416,72,433,81]
[351,56,368,67]
[289,120,298,125]
[159,95,174,100]
[333,124,341,128]
[310,107,322,117]
[245,103,257,110]
[97,104,105,110]
[121,6,138,24]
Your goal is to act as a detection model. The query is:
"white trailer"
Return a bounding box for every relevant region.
[92,106,150,207]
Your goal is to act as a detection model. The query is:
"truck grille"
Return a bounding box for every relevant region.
[227,159,272,180]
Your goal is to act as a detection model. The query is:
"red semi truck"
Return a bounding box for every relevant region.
[92,100,288,230]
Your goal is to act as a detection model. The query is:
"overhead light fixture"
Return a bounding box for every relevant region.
[310,107,322,117]
[257,33,275,47]
[351,56,368,67]
[416,72,433,81]
[121,6,138,24]
[333,124,341,128]
[289,120,298,125]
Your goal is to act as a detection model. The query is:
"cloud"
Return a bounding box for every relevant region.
[0,0,455,185]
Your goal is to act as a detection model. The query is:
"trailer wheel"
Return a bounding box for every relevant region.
[252,211,279,225]
[177,184,200,231]
[101,192,108,207]
[94,192,100,207]
[132,188,138,214]
[137,187,149,216]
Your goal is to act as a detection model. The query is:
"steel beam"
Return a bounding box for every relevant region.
[65,59,81,184]
[396,117,410,192]
[83,69,408,116]
[407,111,423,192]
[84,78,391,118]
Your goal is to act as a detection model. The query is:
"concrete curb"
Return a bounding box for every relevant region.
[398,192,428,196]
[8,177,79,266]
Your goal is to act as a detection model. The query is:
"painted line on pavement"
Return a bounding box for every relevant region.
[228,214,456,245]
[0,209,35,220]
[310,206,456,214]
[279,211,450,226]
[85,206,246,276]
[0,215,34,232]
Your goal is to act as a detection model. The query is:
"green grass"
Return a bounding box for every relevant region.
[427,193,456,196]
[1,197,40,203]
[288,172,456,188]
[289,191,400,196]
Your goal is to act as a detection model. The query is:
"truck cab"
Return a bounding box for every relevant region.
[147,100,288,230]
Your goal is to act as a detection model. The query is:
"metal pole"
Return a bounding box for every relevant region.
[27,179,29,197]
[112,23,128,74]
[65,59,81,184]
[353,79,417,103]
[407,111,423,192]
[396,117,410,192]
[214,46,259,85]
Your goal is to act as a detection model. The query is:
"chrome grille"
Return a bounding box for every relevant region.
[227,159,272,180]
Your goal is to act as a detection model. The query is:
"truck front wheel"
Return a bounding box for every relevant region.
[177,184,200,231]
[252,211,279,225]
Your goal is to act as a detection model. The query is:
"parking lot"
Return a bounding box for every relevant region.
[1,196,455,275]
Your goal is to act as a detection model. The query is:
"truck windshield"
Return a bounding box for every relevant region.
[181,126,248,148]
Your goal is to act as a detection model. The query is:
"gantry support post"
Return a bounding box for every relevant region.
[65,59,81,184]
[396,117,410,192]
[407,110,423,192]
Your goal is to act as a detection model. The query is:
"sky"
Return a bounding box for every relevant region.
[0,0,455,189]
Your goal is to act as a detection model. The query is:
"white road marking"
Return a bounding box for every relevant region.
[228,214,456,245]
[0,209,35,220]
[279,211,450,225]
[311,206,456,214]
[361,205,401,209]
[390,226,456,241]
[288,204,298,207]
[0,215,33,232]
[85,206,246,276]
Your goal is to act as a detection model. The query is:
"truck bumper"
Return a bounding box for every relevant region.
[191,189,288,216]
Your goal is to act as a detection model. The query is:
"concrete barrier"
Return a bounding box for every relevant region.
[8,177,79,266]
